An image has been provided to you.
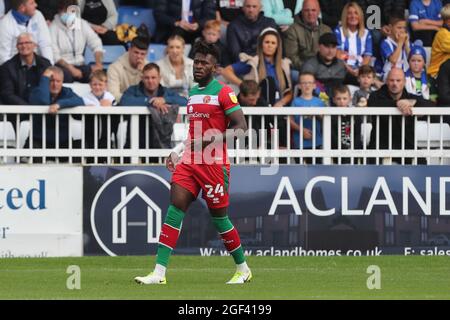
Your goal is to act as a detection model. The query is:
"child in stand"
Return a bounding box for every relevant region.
[352,65,377,107]
[290,72,325,163]
[331,85,362,164]
[405,40,431,100]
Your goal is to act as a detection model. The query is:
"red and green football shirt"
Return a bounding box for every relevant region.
[182,79,241,164]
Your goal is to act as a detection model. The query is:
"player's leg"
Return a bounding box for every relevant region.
[209,207,252,284]
[135,164,199,285]
[199,164,252,284]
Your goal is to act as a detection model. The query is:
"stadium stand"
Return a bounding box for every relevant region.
[117,6,156,37]
[84,45,127,67]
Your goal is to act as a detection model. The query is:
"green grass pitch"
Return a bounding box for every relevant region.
[1,255,449,299]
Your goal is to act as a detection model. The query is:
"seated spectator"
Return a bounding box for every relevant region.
[289,72,325,163]
[51,1,104,83]
[189,20,231,70]
[156,35,195,98]
[405,40,431,100]
[352,65,377,107]
[227,0,277,62]
[300,32,346,101]
[222,27,292,107]
[82,70,116,158]
[334,2,373,85]
[0,0,53,65]
[380,13,412,81]
[26,66,84,162]
[78,0,123,46]
[331,84,362,164]
[215,0,244,42]
[262,0,294,31]
[0,33,51,107]
[36,0,58,23]
[367,68,434,164]
[154,0,216,44]
[284,0,332,72]
[107,36,149,102]
[237,79,270,148]
[428,4,450,78]
[409,0,443,47]
[120,63,186,149]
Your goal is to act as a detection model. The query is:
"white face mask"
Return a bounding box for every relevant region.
[60,12,77,28]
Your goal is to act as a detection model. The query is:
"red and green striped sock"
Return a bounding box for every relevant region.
[156,205,185,267]
[212,216,246,265]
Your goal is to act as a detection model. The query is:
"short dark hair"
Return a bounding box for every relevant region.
[58,0,78,11]
[192,40,220,63]
[358,65,376,77]
[239,80,260,96]
[143,63,160,74]
[130,36,150,51]
[299,72,316,81]
[332,84,351,97]
[388,11,406,26]
[11,0,28,10]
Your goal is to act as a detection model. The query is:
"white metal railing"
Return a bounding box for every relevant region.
[1,105,450,165]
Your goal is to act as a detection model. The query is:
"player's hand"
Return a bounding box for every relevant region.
[165,152,179,172]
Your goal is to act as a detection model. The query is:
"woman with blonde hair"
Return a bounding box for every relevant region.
[156,34,195,97]
[333,2,373,83]
[222,27,292,108]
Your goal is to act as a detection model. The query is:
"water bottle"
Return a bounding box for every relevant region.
[149,48,155,62]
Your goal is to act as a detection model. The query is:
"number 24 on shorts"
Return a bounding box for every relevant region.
[205,184,224,198]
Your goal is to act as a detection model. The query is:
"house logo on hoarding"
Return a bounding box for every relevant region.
[90,170,170,256]
[112,186,161,244]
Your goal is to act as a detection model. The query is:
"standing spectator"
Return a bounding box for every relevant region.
[26,66,85,162]
[156,35,195,98]
[334,2,373,85]
[367,68,434,164]
[188,19,232,69]
[153,0,216,44]
[284,0,331,72]
[78,0,122,45]
[409,0,443,46]
[380,13,412,81]
[301,32,347,100]
[50,1,104,83]
[107,36,149,102]
[82,70,116,160]
[331,84,362,163]
[120,63,186,149]
[290,72,326,159]
[405,40,430,100]
[428,4,450,78]
[0,0,53,65]
[227,0,278,62]
[262,0,294,30]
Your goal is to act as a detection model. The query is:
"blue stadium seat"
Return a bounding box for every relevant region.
[147,44,166,62]
[85,45,126,66]
[118,6,156,37]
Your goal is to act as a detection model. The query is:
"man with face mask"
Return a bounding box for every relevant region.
[50,1,103,83]
[0,0,53,65]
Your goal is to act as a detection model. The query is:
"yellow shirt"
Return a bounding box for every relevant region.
[428,27,450,78]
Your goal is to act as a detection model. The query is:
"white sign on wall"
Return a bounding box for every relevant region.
[0,166,83,257]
